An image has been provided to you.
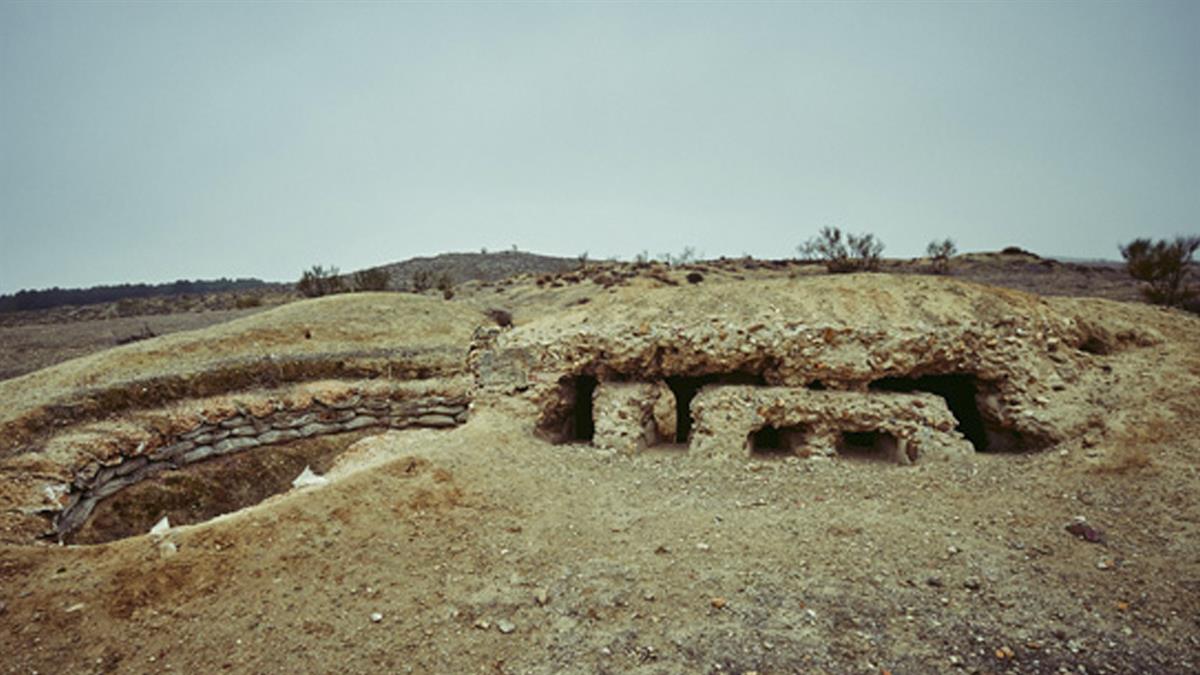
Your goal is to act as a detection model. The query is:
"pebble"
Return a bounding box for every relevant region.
[963,577,982,590]
[926,577,944,588]
[370,612,383,623]
[497,619,516,634]
[711,597,727,609]
[534,588,550,606]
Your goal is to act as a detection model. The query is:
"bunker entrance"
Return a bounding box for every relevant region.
[870,374,990,451]
[565,375,597,442]
[665,373,765,444]
[837,430,899,462]
[749,424,809,458]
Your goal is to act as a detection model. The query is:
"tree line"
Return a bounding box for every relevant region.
[0,278,271,313]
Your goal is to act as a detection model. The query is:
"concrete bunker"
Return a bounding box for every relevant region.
[868,373,1042,452]
[548,372,766,448]
[470,277,1091,463]
[665,373,765,444]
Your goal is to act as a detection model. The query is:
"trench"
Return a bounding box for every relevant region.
[69,431,372,544]
[52,392,470,543]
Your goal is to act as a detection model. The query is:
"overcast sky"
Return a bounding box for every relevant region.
[1,1,1197,292]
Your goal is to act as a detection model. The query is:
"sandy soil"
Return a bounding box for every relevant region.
[2,409,1197,674]
[1,254,1197,674]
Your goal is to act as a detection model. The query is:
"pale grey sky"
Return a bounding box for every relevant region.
[1,1,1197,292]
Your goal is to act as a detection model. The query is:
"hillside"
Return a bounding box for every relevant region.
[0,260,1197,673]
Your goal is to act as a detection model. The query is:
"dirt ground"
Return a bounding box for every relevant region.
[1,253,1198,674]
[0,308,272,381]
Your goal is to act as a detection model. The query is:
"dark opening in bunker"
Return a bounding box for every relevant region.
[837,430,898,461]
[567,375,597,442]
[870,374,989,451]
[750,424,809,458]
[665,373,766,444]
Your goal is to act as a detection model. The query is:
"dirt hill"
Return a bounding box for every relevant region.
[366,250,578,289]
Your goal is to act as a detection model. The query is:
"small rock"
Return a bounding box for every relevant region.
[696,542,711,551]
[474,619,491,630]
[711,597,727,609]
[497,619,516,634]
[948,655,962,667]
[534,588,550,606]
[1096,559,1112,570]
[1065,521,1104,543]
[370,612,383,623]
[963,577,982,590]
[926,577,944,588]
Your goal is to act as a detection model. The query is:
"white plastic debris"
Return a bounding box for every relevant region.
[150,516,171,536]
[291,465,329,489]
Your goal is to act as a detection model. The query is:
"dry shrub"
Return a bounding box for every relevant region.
[1092,444,1153,475]
[1090,423,1159,474]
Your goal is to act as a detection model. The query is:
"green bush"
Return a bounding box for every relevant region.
[1119,236,1200,307]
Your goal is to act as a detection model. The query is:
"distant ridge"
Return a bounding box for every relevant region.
[363,250,577,289]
